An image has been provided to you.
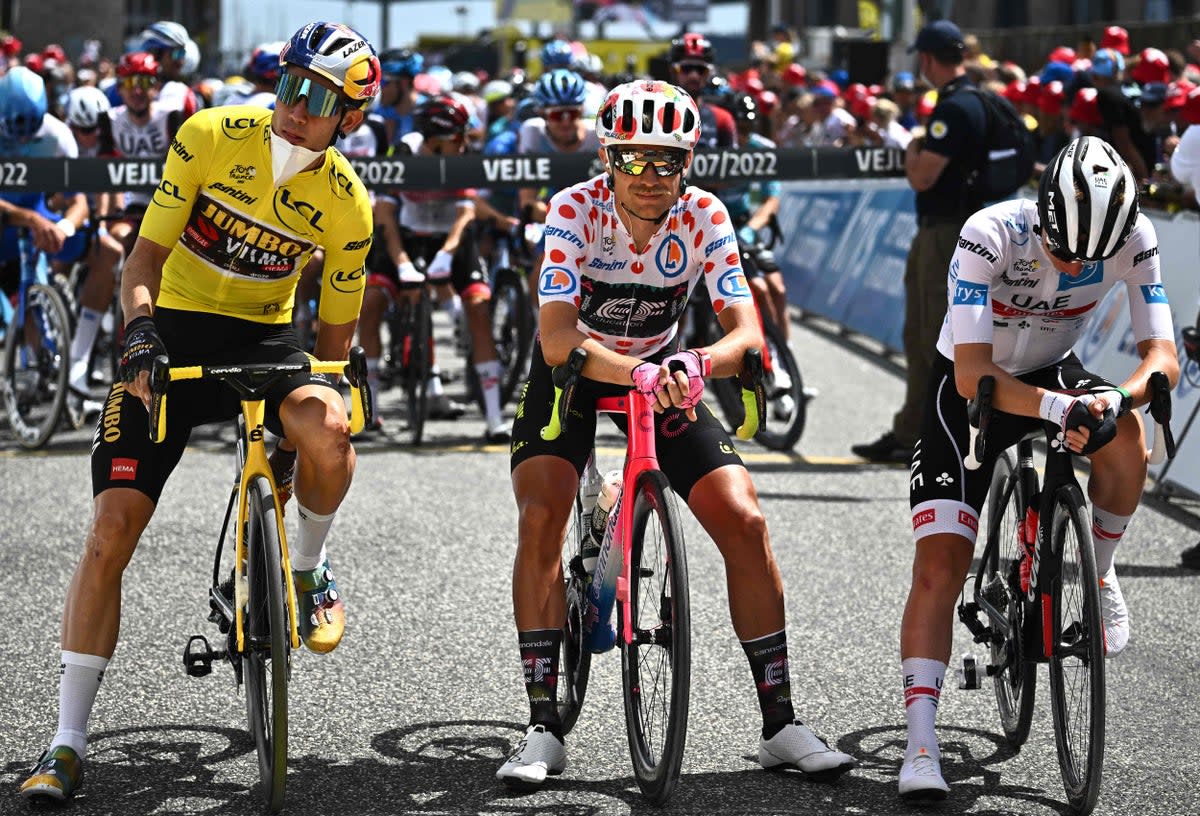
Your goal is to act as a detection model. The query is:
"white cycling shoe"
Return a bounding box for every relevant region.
[1099,566,1130,657]
[758,721,855,781]
[496,724,566,790]
[898,746,950,801]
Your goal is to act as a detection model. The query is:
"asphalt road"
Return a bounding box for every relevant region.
[2,312,1199,816]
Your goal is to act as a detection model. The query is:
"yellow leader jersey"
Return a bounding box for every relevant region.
[140,105,373,325]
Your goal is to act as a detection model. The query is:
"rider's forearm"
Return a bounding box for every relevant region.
[441,207,474,254]
[314,318,356,364]
[0,200,36,228]
[953,343,1049,418]
[374,200,408,266]
[1121,339,1181,406]
[703,322,762,379]
[62,193,89,229]
[121,237,167,322]
[747,197,779,230]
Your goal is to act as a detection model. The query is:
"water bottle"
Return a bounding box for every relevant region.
[584,469,622,572]
[578,459,602,554]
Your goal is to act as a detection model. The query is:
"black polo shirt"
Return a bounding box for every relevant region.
[915,74,988,218]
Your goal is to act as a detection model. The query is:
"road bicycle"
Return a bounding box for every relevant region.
[543,346,765,803]
[376,266,435,446]
[0,229,74,448]
[156,349,371,812]
[956,372,1175,815]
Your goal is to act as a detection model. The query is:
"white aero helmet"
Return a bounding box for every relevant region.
[1037,135,1139,262]
[66,85,111,128]
[452,70,480,93]
[596,80,700,150]
[482,79,512,104]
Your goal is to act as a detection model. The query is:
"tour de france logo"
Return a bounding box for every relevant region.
[655,235,687,278]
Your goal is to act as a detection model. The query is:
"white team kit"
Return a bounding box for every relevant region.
[108,103,176,208]
[939,198,1173,372]
[536,174,754,358]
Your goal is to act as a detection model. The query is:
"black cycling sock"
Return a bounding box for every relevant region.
[741,629,796,739]
[518,628,563,738]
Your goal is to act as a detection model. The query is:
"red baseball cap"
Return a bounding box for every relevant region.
[1182,86,1200,125]
[1048,46,1076,65]
[781,63,806,87]
[1038,81,1066,115]
[1069,87,1103,126]
[1002,80,1026,103]
[1100,26,1130,56]
[850,94,876,119]
[1131,48,1171,85]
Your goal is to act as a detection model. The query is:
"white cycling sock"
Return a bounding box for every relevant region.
[51,651,109,758]
[476,359,502,424]
[428,365,445,398]
[443,294,463,326]
[1091,506,1130,575]
[902,657,945,760]
[291,502,333,571]
[68,308,103,390]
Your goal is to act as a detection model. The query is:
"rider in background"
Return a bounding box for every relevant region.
[669,33,737,150]
[366,94,516,440]
[375,48,424,148]
[538,38,575,75]
[897,137,1178,801]
[216,42,285,109]
[497,78,854,789]
[136,21,199,117]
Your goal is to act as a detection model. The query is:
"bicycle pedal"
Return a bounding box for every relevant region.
[956,652,982,690]
[183,634,216,678]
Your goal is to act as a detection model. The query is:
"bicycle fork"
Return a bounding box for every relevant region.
[583,489,624,654]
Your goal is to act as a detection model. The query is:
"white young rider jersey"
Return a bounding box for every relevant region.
[157,80,198,117]
[109,103,175,208]
[938,198,1174,374]
[537,174,754,357]
[385,131,474,234]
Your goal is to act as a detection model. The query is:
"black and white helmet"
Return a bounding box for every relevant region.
[65,86,110,129]
[1037,136,1139,263]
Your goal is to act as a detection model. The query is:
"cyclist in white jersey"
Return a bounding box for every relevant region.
[897,136,1179,802]
[497,79,855,789]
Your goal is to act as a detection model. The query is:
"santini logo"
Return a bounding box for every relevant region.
[957,238,998,264]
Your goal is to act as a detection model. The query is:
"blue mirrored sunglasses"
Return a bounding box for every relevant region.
[275,73,347,118]
[610,147,688,177]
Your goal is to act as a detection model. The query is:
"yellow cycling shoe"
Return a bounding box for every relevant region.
[19,745,82,804]
[294,559,345,653]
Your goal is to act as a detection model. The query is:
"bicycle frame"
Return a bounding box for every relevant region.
[150,354,369,655]
[3,231,52,336]
[582,391,658,654]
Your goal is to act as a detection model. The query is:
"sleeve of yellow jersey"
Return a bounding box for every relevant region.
[139,112,212,249]
[316,183,374,326]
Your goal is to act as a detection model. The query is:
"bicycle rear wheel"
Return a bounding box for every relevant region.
[1048,485,1105,815]
[982,450,1036,748]
[242,476,290,812]
[754,311,806,451]
[556,492,591,735]
[2,283,71,449]
[621,469,690,804]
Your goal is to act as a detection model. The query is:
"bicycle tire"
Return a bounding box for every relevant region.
[621,469,690,804]
[753,311,806,451]
[491,267,534,406]
[2,283,71,449]
[557,492,591,735]
[242,476,289,813]
[404,288,433,446]
[1048,485,1105,815]
[982,450,1036,748]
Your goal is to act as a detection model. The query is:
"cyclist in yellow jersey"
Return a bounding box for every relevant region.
[19,22,381,805]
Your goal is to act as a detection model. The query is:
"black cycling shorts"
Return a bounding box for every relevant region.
[90,307,337,503]
[510,341,745,501]
[909,352,1114,543]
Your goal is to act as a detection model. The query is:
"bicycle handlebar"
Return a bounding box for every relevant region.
[539,345,767,442]
[1147,370,1176,465]
[964,375,996,471]
[147,346,373,443]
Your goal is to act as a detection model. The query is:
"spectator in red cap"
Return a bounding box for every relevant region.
[1048,45,1076,65]
[1101,26,1130,56]
[781,63,806,88]
[1131,48,1172,85]
[1035,80,1070,169]
[1069,86,1104,134]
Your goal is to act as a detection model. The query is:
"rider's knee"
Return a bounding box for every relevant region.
[911,536,972,597]
[85,509,141,575]
[517,495,569,549]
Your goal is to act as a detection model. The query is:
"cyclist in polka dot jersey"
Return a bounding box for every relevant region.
[498,80,856,790]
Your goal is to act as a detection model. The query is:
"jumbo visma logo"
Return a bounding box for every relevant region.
[539,266,577,296]
[655,235,687,278]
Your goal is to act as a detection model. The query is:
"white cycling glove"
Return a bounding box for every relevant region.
[426,249,454,281]
[397,260,424,284]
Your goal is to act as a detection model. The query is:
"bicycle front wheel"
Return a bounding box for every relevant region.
[982,450,1036,748]
[557,492,591,735]
[403,289,433,446]
[490,267,534,406]
[242,476,290,812]
[1048,485,1105,815]
[754,311,806,451]
[621,469,690,804]
[2,283,71,449]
